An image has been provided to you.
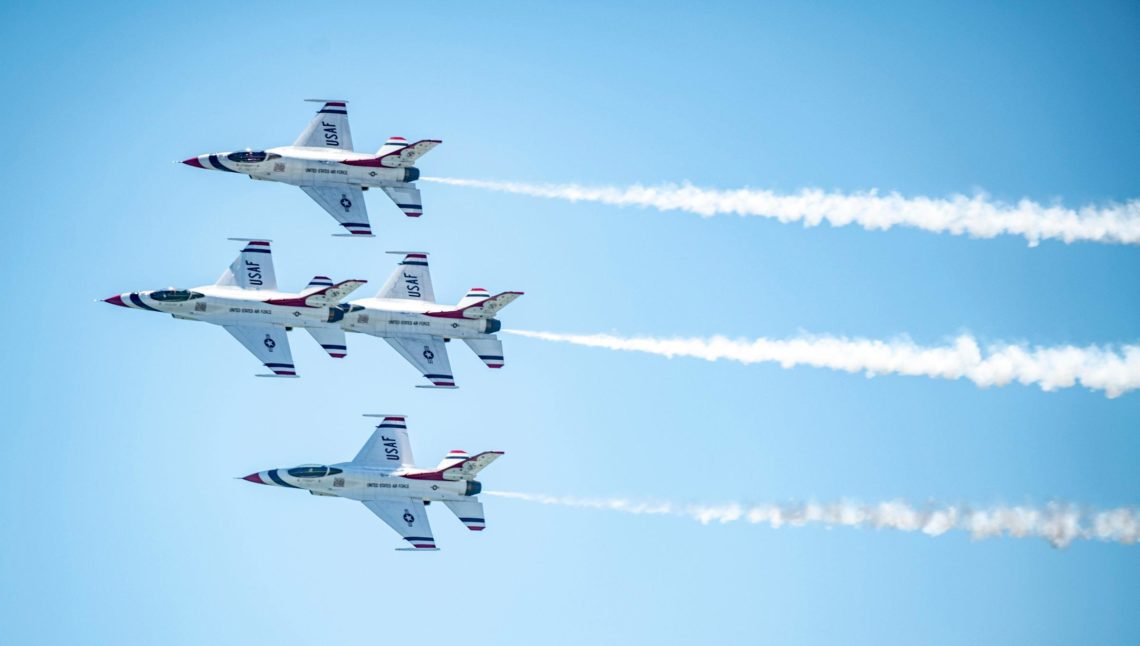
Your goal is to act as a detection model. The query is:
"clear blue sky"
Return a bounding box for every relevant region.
[2,2,1138,644]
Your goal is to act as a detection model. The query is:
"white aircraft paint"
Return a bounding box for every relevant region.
[242,415,503,551]
[182,100,439,237]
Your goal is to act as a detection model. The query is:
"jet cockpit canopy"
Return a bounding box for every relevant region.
[226,151,280,163]
[287,464,344,478]
[149,289,204,302]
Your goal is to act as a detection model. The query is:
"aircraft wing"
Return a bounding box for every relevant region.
[384,335,455,388]
[361,500,438,550]
[300,185,372,236]
[353,416,415,469]
[222,324,297,377]
[376,252,435,301]
[215,239,276,290]
[380,184,423,218]
[293,100,354,151]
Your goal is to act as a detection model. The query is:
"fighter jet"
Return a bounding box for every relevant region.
[241,415,503,551]
[340,252,523,388]
[181,100,439,237]
[103,239,365,377]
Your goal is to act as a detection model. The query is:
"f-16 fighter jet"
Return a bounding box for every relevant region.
[103,239,365,377]
[181,100,440,237]
[340,252,523,388]
[241,415,503,551]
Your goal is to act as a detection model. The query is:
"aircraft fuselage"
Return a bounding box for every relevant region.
[188,146,418,188]
[105,286,343,329]
[246,463,480,502]
[341,297,500,340]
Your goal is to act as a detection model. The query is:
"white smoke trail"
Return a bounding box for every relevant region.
[506,330,1140,398]
[422,177,1140,246]
[487,491,1140,548]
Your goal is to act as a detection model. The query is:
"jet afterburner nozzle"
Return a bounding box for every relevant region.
[484,319,502,334]
[402,167,420,182]
[464,480,483,496]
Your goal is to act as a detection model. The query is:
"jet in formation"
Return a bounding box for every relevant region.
[342,251,523,388]
[103,239,365,377]
[182,100,439,237]
[242,415,502,551]
[103,243,521,387]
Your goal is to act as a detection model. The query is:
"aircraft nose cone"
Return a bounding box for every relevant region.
[241,472,266,485]
[182,156,205,168]
[103,294,128,307]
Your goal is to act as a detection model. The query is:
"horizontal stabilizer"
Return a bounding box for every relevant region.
[443,500,487,531]
[381,184,423,218]
[266,280,367,308]
[342,139,441,168]
[305,326,348,358]
[439,451,504,481]
[462,337,505,369]
[302,279,367,306]
[425,292,523,320]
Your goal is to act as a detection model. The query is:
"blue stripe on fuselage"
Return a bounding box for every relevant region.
[129,293,159,312]
[267,469,299,488]
[207,154,239,173]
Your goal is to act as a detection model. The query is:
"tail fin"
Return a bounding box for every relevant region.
[305,275,335,290]
[434,450,469,471]
[463,338,504,369]
[377,136,409,156]
[443,500,486,531]
[457,288,490,309]
[424,291,523,321]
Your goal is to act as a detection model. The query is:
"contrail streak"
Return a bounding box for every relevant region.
[505,330,1140,397]
[422,177,1140,246]
[486,492,1140,548]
